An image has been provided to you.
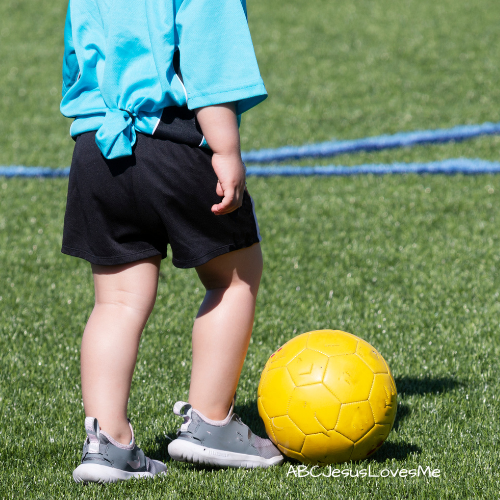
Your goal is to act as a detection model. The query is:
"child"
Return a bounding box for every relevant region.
[60,0,283,483]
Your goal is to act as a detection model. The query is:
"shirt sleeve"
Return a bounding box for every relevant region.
[62,2,80,97]
[175,0,267,114]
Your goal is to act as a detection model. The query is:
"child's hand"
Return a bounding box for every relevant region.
[194,103,245,216]
[211,153,246,215]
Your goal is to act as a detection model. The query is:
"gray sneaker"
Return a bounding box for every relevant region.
[168,400,283,468]
[73,417,167,483]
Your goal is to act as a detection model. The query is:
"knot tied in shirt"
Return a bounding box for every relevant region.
[95,108,137,159]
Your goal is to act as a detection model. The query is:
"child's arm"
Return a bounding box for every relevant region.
[195,103,246,216]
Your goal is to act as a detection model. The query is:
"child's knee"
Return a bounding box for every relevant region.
[95,288,157,317]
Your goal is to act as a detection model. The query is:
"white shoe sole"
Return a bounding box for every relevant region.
[73,463,159,483]
[168,439,284,468]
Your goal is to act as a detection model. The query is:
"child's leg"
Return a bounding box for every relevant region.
[80,256,161,444]
[189,243,263,420]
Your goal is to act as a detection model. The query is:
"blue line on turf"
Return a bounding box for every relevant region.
[241,122,500,163]
[3,159,500,178]
[246,159,500,176]
[0,166,71,178]
[245,159,500,176]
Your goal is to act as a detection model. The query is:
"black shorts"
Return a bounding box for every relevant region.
[61,129,261,268]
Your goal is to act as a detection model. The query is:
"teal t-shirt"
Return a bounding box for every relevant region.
[61,0,267,159]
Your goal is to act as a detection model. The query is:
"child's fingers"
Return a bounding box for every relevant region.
[212,186,243,215]
[211,194,235,214]
[216,180,224,197]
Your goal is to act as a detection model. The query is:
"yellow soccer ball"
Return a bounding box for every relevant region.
[257,330,397,465]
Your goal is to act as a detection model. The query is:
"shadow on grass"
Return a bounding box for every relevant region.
[151,434,174,462]
[394,376,461,396]
[235,399,268,436]
[368,440,422,463]
[392,403,410,432]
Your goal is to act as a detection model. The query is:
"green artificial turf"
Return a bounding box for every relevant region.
[1,175,500,498]
[2,0,500,497]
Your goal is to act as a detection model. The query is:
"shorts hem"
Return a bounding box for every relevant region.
[61,245,165,266]
[172,238,260,269]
